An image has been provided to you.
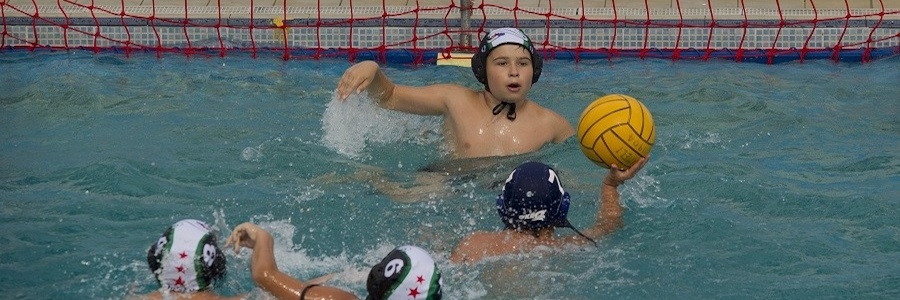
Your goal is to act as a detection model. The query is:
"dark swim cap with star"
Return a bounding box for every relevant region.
[147,219,227,292]
[471,27,543,86]
[497,162,597,245]
[366,245,443,300]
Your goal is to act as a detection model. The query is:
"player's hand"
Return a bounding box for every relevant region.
[605,156,649,187]
[336,61,379,100]
[225,222,265,253]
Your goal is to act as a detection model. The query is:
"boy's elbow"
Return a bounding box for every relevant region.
[587,218,624,239]
[250,268,267,284]
[251,267,282,286]
[604,218,625,236]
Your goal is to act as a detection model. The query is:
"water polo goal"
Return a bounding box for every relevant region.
[1,0,898,63]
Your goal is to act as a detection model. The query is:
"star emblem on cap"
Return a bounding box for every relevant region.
[408,287,420,298]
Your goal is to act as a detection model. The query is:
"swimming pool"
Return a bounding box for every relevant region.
[0,51,897,298]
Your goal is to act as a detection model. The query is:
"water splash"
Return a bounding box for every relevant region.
[624,173,671,208]
[320,91,441,160]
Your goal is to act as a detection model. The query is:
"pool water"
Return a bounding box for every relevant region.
[0,51,897,299]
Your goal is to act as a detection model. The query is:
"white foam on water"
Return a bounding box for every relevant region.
[671,130,727,150]
[240,146,263,161]
[625,173,671,208]
[233,219,359,281]
[320,91,441,160]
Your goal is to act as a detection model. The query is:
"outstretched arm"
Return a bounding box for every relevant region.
[336,60,462,116]
[226,223,358,300]
[581,156,649,239]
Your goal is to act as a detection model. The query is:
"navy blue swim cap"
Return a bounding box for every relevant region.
[496,162,571,230]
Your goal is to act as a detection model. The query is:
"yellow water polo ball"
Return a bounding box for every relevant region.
[577,94,656,169]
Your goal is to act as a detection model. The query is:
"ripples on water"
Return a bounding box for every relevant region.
[0,51,897,298]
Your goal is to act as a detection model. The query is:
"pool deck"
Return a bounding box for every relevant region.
[4,0,899,20]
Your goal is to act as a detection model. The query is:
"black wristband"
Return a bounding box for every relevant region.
[300,284,321,300]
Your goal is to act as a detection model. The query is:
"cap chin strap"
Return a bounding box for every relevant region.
[564,222,598,247]
[492,102,517,121]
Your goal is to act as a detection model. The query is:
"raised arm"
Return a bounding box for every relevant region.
[226,223,358,300]
[581,156,649,239]
[337,60,394,103]
[336,60,465,116]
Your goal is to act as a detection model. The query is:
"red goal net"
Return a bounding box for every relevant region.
[2,0,898,63]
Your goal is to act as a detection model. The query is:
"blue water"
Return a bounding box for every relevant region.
[1,51,898,299]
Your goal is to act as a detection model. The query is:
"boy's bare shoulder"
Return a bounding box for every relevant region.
[524,100,573,129]
[527,100,563,117]
[460,231,517,253]
[429,84,483,106]
[452,231,502,263]
[410,83,480,101]
[423,83,477,93]
[463,230,503,243]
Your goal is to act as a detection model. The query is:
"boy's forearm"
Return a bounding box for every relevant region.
[248,231,311,299]
[369,70,396,106]
[249,231,278,279]
[600,183,623,227]
[585,182,624,239]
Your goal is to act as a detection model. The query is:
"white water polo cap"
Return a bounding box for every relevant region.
[366,245,443,300]
[471,27,544,86]
[147,219,226,293]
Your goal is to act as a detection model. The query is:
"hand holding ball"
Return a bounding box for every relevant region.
[577,94,655,169]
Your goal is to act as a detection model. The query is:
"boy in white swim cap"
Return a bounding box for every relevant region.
[366,245,443,300]
[143,219,239,299]
[226,222,443,300]
[336,27,573,159]
[450,157,648,264]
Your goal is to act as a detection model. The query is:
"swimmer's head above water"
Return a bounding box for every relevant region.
[496,161,597,245]
[147,219,227,293]
[471,28,544,121]
[367,245,443,300]
[471,27,543,88]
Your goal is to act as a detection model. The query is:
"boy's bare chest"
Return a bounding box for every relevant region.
[447,113,548,157]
